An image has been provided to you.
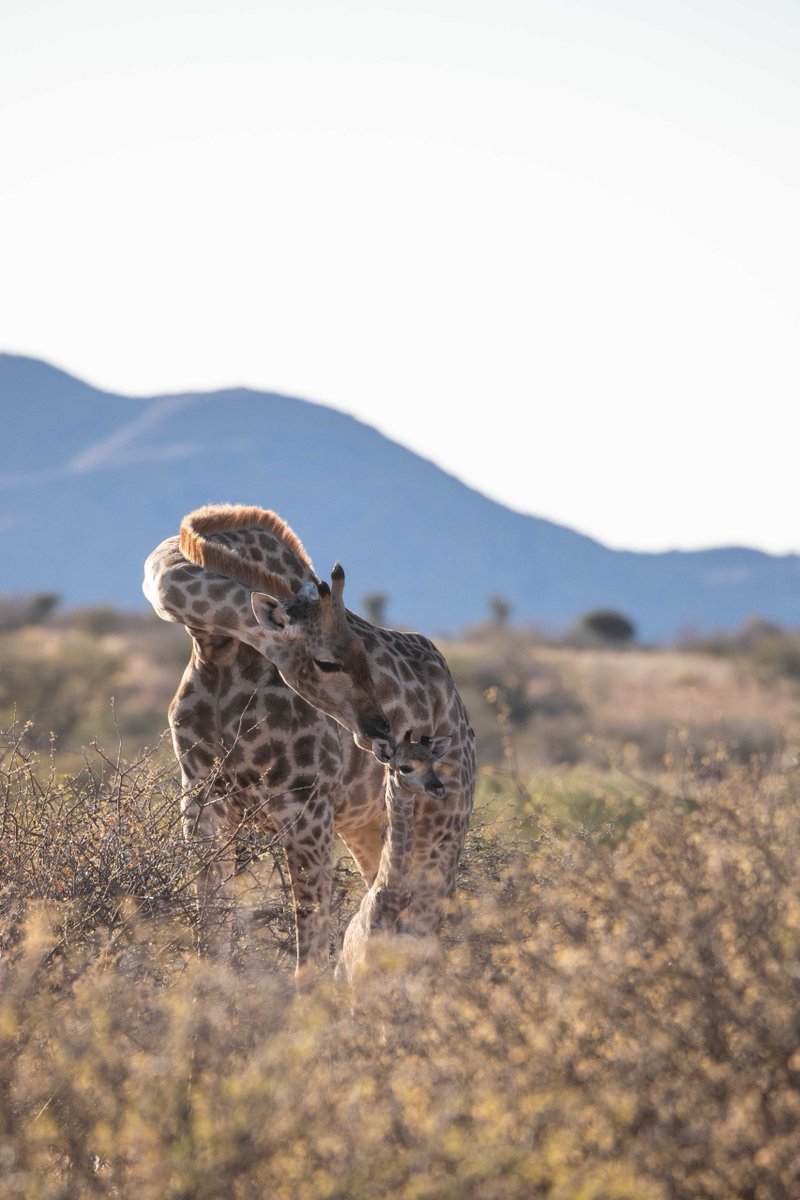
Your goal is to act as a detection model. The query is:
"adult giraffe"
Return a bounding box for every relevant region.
[144,503,476,974]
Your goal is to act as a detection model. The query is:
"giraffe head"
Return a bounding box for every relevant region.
[251,562,392,751]
[372,729,452,799]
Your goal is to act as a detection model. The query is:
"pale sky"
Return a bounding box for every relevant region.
[2,0,799,554]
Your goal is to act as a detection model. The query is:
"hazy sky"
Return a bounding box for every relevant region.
[2,0,799,554]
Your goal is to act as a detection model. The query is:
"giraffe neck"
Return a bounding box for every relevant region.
[145,523,316,655]
[181,504,315,596]
[368,778,415,928]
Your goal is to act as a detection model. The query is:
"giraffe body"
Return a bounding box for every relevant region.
[143,505,476,974]
[339,731,452,984]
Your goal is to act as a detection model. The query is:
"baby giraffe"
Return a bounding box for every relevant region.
[339,729,451,984]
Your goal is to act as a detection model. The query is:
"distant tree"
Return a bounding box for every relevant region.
[736,617,783,650]
[578,609,636,647]
[28,593,60,624]
[0,592,60,632]
[488,595,511,629]
[362,592,388,627]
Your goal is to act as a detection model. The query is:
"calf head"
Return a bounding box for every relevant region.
[372,728,452,799]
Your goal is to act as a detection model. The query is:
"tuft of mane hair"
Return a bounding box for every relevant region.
[179,504,317,597]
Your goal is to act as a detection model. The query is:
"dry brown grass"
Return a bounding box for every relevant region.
[5,608,799,779]
[1,718,799,1197]
[2,614,800,1196]
[547,643,796,762]
[447,628,799,775]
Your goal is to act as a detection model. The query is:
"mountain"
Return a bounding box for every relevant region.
[1,352,799,642]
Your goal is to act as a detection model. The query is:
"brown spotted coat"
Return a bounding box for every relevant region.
[143,505,476,973]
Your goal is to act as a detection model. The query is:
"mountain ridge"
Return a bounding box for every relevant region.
[2,352,798,641]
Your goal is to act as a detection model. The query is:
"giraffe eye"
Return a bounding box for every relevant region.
[397,765,413,775]
[314,659,342,673]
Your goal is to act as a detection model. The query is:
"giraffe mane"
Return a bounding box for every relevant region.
[179,504,317,598]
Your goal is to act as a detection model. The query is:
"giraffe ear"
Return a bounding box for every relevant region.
[427,736,451,761]
[371,737,394,765]
[251,592,292,632]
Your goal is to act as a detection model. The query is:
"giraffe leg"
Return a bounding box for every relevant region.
[401,823,468,939]
[180,779,238,957]
[275,809,335,980]
[338,897,370,984]
[168,658,238,955]
[333,817,384,984]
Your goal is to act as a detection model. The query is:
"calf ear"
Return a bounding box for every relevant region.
[427,735,452,760]
[251,592,291,631]
[371,737,394,765]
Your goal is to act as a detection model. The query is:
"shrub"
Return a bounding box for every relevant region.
[0,592,59,632]
[1,728,799,1197]
[680,618,800,681]
[0,629,125,751]
[577,609,636,646]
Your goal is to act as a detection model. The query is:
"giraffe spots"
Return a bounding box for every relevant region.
[263,696,292,731]
[319,749,339,777]
[319,733,340,776]
[191,700,214,728]
[188,744,215,769]
[266,755,290,787]
[236,768,262,788]
[171,729,196,756]
[377,668,398,692]
[403,685,431,720]
[251,738,284,769]
[158,571,476,973]
[239,655,264,684]
[207,582,231,601]
[398,660,417,685]
[322,730,339,755]
[225,741,246,767]
[307,796,328,819]
[219,698,245,728]
[164,585,188,611]
[293,734,317,768]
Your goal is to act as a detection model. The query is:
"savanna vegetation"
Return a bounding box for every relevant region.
[1,597,800,1197]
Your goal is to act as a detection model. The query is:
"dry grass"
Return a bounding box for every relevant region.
[448,629,799,776]
[1,720,799,1197]
[2,614,800,1197]
[4,609,799,778]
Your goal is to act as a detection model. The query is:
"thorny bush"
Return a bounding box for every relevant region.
[0,728,799,1198]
